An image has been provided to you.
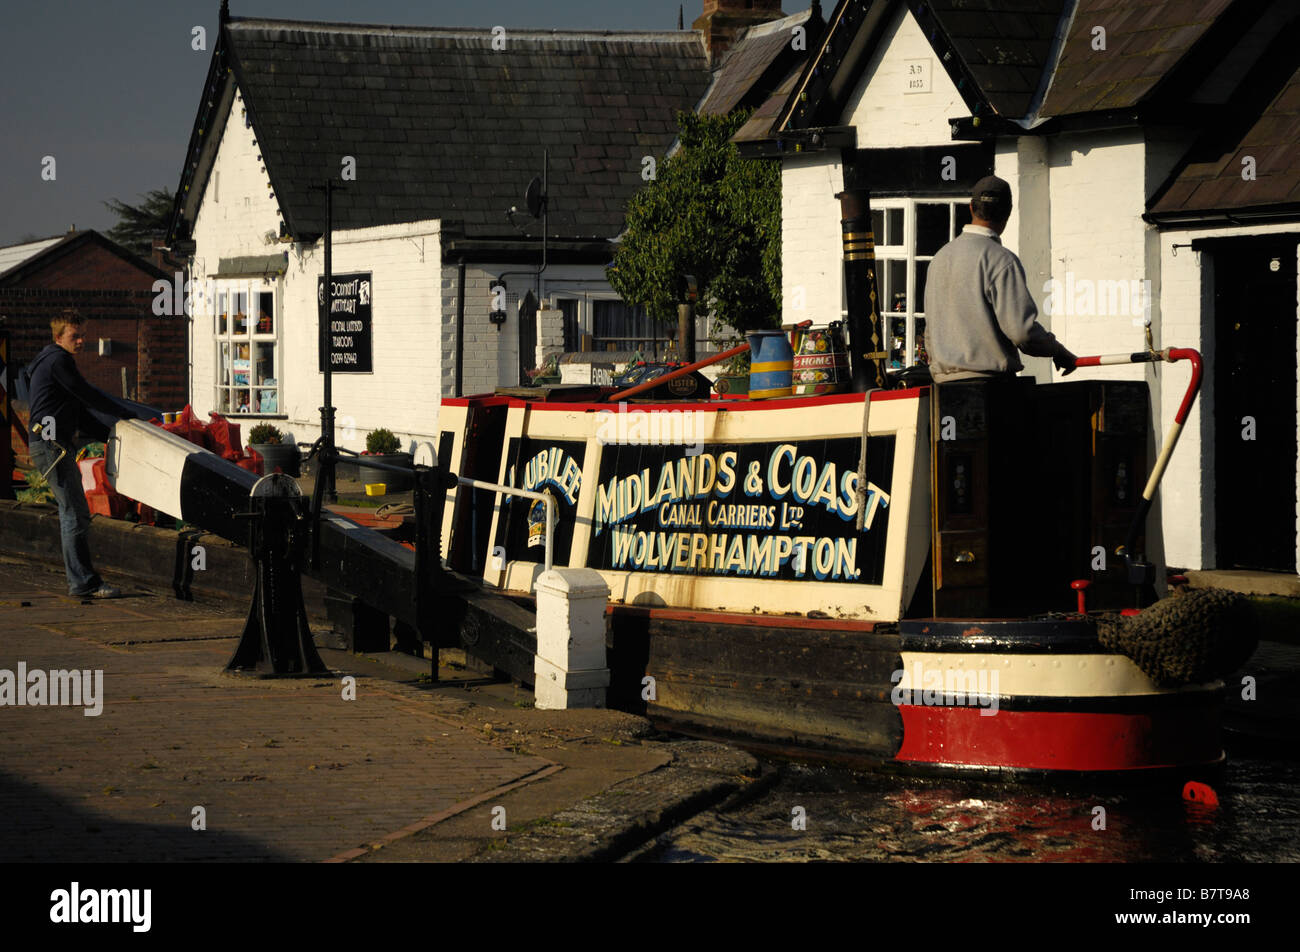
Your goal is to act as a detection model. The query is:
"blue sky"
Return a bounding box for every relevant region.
[0,0,708,247]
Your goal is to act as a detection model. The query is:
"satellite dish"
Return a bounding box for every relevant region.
[525,176,546,218]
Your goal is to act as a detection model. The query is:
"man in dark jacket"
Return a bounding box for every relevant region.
[26,311,135,598]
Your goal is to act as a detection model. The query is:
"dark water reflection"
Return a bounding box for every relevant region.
[643,756,1300,863]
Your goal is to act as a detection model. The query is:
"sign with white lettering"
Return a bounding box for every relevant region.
[585,437,896,584]
[317,272,373,373]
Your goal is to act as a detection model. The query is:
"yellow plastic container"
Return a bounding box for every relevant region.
[364,483,387,496]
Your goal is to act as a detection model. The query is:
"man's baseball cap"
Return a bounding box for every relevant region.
[971,175,1012,214]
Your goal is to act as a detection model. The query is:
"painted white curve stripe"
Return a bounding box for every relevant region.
[897,651,1220,697]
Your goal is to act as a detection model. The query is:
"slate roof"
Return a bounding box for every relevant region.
[182,18,711,242]
[698,9,814,116]
[0,236,64,280]
[909,0,1067,119]
[1148,18,1300,218]
[733,68,803,142]
[1039,0,1234,118]
[0,231,167,285]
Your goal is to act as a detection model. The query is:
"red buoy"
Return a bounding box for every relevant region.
[1183,781,1219,807]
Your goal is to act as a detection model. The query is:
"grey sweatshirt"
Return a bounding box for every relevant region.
[923,225,1068,381]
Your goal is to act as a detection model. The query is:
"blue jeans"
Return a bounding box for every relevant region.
[29,438,102,596]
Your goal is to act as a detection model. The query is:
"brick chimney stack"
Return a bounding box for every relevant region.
[693,0,786,67]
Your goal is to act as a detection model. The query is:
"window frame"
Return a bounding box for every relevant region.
[546,290,672,359]
[870,197,972,369]
[213,278,283,418]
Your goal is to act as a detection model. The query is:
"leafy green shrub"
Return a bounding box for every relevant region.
[365,428,401,455]
[247,423,283,445]
[17,469,56,505]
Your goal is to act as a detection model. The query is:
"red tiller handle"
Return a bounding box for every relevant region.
[607,343,751,402]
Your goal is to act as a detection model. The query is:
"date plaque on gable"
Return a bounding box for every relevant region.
[904,59,931,94]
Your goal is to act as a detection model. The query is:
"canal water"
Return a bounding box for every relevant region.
[640,754,1300,862]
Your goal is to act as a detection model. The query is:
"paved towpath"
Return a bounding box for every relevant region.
[0,556,667,862]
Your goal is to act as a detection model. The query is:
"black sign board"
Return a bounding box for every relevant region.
[586,436,896,585]
[317,272,373,373]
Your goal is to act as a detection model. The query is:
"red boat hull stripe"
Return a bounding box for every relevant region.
[895,704,1221,771]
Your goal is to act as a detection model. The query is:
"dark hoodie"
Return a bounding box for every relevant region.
[26,343,132,444]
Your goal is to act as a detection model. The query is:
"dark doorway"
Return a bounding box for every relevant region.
[517,290,538,386]
[1209,235,1298,572]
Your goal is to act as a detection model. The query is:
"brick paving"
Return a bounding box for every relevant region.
[0,562,554,862]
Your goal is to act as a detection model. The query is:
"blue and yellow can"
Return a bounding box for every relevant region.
[746,330,793,399]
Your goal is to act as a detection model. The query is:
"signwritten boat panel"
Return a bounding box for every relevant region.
[461,391,930,622]
[585,437,895,585]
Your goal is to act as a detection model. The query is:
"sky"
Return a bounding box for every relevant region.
[0,0,704,247]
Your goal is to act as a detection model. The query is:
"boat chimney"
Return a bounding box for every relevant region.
[836,189,888,391]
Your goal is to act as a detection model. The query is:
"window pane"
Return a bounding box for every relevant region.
[218,342,232,386]
[593,300,659,355]
[916,203,949,256]
[233,291,249,335]
[955,202,972,233]
[233,389,250,413]
[889,316,906,368]
[886,208,903,246]
[888,259,907,313]
[870,209,884,245]
[255,291,274,334]
[217,292,228,334]
[915,260,929,315]
[915,317,929,366]
[254,342,275,386]
[232,342,250,388]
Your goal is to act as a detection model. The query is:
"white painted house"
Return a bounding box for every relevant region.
[736,0,1300,575]
[166,7,714,454]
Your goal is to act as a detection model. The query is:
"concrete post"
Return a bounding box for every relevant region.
[533,567,610,709]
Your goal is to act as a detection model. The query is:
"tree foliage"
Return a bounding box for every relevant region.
[102,188,174,257]
[607,110,780,334]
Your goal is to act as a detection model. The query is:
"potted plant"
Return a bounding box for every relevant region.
[247,422,300,477]
[359,427,413,492]
[712,342,750,396]
[527,354,561,386]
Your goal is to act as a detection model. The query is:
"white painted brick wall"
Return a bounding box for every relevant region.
[782,155,845,327]
[1043,130,1152,376]
[842,4,966,148]
[281,221,442,453]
